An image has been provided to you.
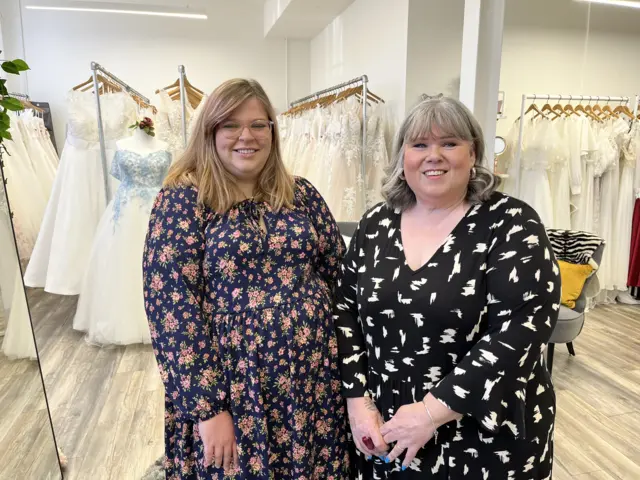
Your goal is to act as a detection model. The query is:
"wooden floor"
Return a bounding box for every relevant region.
[23,288,640,480]
[550,302,640,480]
[27,289,164,480]
[0,313,62,480]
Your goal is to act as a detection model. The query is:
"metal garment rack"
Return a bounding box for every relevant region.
[178,65,188,147]
[289,75,369,208]
[7,92,29,99]
[513,93,630,198]
[91,61,150,203]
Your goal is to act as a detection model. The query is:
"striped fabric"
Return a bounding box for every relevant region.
[546,228,605,266]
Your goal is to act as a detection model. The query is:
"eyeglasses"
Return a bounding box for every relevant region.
[217,120,274,139]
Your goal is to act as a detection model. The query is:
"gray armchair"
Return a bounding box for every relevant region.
[546,241,605,374]
[337,222,358,238]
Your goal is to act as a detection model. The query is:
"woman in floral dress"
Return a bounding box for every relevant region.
[142,78,350,479]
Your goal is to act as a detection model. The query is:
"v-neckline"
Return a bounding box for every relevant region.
[393,203,476,276]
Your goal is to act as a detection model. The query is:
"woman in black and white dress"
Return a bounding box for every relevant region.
[335,96,561,479]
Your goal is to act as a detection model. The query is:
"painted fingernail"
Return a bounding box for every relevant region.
[366,455,372,460]
[402,465,407,471]
[384,456,390,463]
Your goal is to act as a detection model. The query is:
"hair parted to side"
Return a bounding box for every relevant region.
[381,96,501,211]
[163,78,294,213]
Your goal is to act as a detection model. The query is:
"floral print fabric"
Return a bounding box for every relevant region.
[142,177,350,479]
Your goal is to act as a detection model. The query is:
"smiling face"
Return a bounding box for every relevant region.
[214,97,272,188]
[403,127,476,208]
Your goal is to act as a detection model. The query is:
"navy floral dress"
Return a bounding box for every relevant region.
[142,177,350,480]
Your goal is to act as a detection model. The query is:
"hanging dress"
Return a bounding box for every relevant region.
[0,180,37,361]
[519,118,555,227]
[23,91,137,295]
[627,123,640,293]
[73,148,173,346]
[613,121,638,289]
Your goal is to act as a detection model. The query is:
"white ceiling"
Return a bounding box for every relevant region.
[506,0,640,34]
[19,0,640,36]
[264,0,355,39]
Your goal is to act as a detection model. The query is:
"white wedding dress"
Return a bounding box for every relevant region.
[155,90,194,161]
[278,96,390,222]
[73,148,173,346]
[23,91,137,295]
[0,183,37,361]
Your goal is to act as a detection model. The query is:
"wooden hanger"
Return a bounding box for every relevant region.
[156,75,205,109]
[525,102,546,118]
[540,97,561,120]
[552,100,567,118]
[563,102,576,116]
[591,100,604,119]
[14,98,44,114]
[601,98,616,119]
[613,103,635,120]
[72,76,94,91]
[578,103,602,122]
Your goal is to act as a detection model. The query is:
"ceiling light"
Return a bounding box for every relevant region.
[574,0,640,9]
[24,4,207,19]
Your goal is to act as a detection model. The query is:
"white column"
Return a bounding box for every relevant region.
[459,0,481,111]
[0,0,29,94]
[459,0,505,168]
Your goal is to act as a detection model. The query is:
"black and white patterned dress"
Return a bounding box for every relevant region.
[334,192,561,479]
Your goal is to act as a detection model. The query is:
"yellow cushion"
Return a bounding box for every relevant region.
[557,260,594,309]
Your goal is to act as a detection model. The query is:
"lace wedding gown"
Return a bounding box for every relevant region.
[155,91,195,161]
[278,97,390,222]
[1,121,49,260]
[73,148,173,346]
[23,91,137,295]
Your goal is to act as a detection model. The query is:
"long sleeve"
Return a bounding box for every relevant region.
[429,206,561,437]
[143,186,228,422]
[298,177,346,292]
[333,219,369,398]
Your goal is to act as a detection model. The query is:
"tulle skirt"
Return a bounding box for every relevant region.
[72,192,157,346]
[23,135,118,295]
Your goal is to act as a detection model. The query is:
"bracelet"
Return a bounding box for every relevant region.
[422,398,439,444]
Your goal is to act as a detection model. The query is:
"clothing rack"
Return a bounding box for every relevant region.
[7,92,29,99]
[178,65,188,147]
[91,62,150,203]
[289,75,369,208]
[513,93,630,198]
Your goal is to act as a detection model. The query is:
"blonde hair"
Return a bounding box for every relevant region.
[382,96,500,210]
[163,78,294,213]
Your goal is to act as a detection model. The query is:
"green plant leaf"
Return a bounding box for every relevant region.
[12,59,29,72]
[0,97,24,111]
[0,110,9,126]
[1,61,19,75]
[0,129,13,141]
[0,80,7,97]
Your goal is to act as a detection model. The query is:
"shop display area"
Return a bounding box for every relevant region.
[0,0,638,478]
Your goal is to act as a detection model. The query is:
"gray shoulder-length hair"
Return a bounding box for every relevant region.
[382,96,501,210]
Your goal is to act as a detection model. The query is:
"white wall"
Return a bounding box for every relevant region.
[310,0,409,123]
[0,0,28,93]
[497,26,640,136]
[12,0,310,149]
[405,0,465,113]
